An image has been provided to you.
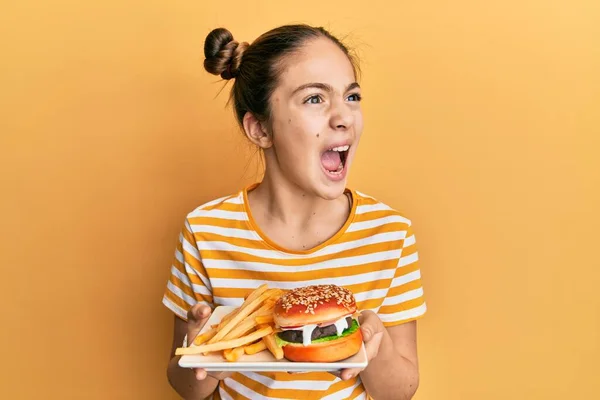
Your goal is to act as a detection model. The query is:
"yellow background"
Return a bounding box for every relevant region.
[1,1,599,399]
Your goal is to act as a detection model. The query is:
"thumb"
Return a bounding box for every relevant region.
[361,325,373,342]
[187,303,212,326]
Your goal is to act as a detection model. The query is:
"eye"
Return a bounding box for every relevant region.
[347,93,362,102]
[304,95,323,104]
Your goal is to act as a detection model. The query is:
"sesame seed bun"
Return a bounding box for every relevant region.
[273,284,358,328]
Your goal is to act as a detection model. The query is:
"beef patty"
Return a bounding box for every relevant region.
[277,317,354,343]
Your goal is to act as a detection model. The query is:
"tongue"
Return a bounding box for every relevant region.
[321,151,341,171]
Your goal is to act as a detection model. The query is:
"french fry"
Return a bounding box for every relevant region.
[176,325,273,355]
[262,332,284,360]
[208,289,279,344]
[193,327,217,346]
[255,314,274,325]
[244,340,267,355]
[224,346,245,362]
[217,308,239,330]
[216,284,268,331]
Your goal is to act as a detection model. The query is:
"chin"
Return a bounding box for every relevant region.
[273,284,363,363]
[315,184,347,201]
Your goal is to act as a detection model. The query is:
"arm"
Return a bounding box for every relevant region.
[357,319,420,400]
[166,315,220,400]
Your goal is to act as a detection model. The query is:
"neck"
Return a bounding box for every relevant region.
[249,168,345,228]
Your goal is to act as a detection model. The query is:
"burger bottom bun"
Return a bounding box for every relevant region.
[281,328,363,362]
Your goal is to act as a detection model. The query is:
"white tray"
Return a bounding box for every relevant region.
[178,306,368,372]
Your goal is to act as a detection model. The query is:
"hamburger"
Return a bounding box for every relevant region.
[273,284,363,362]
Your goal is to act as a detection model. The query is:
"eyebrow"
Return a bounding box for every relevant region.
[292,82,361,95]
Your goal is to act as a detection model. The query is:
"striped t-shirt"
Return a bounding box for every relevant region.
[162,184,427,400]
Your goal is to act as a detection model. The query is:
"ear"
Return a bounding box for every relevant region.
[242,112,272,149]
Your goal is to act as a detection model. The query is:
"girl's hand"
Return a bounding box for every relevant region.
[186,303,233,381]
[339,310,385,381]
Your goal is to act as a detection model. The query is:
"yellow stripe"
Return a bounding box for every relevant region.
[164,290,191,312]
[202,200,243,212]
[348,382,367,398]
[188,216,249,230]
[221,379,250,400]
[255,371,335,382]
[206,260,397,281]
[321,376,362,395]
[354,209,410,223]
[341,223,411,242]
[387,278,423,298]
[378,297,425,315]
[169,274,194,297]
[200,242,402,267]
[232,373,321,399]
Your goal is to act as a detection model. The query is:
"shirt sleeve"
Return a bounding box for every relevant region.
[377,220,427,327]
[162,218,214,321]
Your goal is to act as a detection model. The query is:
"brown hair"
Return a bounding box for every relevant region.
[203,24,359,128]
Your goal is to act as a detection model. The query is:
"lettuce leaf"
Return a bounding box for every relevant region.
[275,319,359,347]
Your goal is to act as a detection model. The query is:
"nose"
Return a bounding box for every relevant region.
[329,100,354,131]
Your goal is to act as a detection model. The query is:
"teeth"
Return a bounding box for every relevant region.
[329,162,344,175]
[330,145,350,152]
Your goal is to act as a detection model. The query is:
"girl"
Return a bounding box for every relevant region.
[164,24,427,400]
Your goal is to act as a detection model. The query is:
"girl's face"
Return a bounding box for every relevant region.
[265,37,364,200]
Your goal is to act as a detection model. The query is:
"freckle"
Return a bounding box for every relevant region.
[288,118,291,124]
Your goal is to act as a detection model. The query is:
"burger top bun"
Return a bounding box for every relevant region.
[273,284,357,328]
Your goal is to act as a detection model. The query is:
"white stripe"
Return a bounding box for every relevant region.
[381,287,424,307]
[162,296,187,320]
[399,252,419,267]
[181,234,201,261]
[379,302,427,323]
[210,268,397,289]
[391,270,421,287]
[218,385,234,400]
[347,215,411,232]
[203,249,401,273]
[195,195,230,210]
[184,262,212,290]
[315,231,406,257]
[170,265,191,287]
[241,372,333,390]
[191,283,212,297]
[196,231,405,261]
[355,190,376,200]
[213,297,244,307]
[356,203,392,214]
[188,209,248,220]
[354,288,389,303]
[321,378,363,400]
[224,195,244,204]
[403,234,416,247]
[175,249,184,264]
[189,225,259,240]
[166,281,196,307]
[353,391,367,400]
[224,378,285,400]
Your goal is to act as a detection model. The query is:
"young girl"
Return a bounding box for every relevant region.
[164,24,427,400]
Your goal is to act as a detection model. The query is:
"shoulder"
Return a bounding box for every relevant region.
[352,189,414,228]
[184,190,245,220]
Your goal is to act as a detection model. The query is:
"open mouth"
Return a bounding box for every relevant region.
[320,145,350,176]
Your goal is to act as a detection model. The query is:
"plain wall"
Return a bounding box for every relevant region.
[1,1,599,399]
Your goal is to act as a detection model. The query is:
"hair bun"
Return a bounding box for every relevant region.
[203,27,249,80]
